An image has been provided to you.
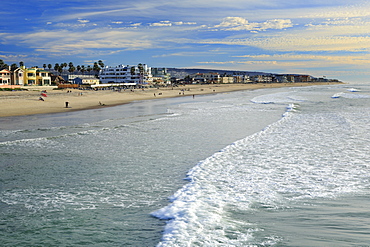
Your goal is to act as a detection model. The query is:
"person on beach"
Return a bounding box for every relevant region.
[65,102,69,108]
[39,97,44,101]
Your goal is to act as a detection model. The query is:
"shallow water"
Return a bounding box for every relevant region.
[1,84,370,246]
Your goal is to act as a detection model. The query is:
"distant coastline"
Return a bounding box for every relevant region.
[0,82,342,118]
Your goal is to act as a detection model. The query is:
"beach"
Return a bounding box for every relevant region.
[0,82,335,117]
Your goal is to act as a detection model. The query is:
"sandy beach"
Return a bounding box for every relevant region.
[0,82,337,117]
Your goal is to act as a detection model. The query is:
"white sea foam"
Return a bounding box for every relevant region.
[332,92,370,99]
[251,91,307,104]
[153,92,370,246]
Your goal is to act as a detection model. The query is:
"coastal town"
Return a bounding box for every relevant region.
[0,59,340,90]
[0,58,343,117]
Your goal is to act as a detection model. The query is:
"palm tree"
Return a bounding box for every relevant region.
[19,61,24,68]
[68,66,76,74]
[98,60,105,69]
[54,63,60,74]
[58,66,63,75]
[138,63,144,84]
[87,65,92,74]
[81,65,86,75]
[93,62,100,75]
[62,63,67,74]
[76,65,81,74]
[48,64,52,70]
[43,64,47,70]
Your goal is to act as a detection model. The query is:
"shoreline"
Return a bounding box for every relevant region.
[0,82,340,117]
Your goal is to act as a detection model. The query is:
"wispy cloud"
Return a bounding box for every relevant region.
[214,17,294,31]
[2,0,370,82]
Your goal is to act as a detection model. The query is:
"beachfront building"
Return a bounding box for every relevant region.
[294,75,312,82]
[233,74,252,83]
[19,67,51,86]
[251,75,273,83]
[24,67,37,85]
[12,67,25,85]
[189,72,221,83]
[152,68,171,84]
[220,76,234,84]
[64,74,100,85]
[99,64,153,85]
[36,69,51,85]
[0,69,11,85]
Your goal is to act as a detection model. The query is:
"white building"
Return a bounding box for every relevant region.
[99,64,152,85]
[65,74,99,85]
[190,72,221,83]
[0,69,11,85]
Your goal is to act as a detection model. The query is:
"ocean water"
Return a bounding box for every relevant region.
[1,84,370,246]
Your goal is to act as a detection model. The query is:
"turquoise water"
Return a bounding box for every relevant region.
[1,84,370,246]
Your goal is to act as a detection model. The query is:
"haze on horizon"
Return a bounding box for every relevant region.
[1,0,370,83]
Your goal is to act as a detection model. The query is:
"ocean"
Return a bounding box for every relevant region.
[1,84,370,246]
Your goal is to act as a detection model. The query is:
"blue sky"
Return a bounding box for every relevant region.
[1,0,370,83]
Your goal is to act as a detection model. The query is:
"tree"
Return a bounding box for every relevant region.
[54,63,60,73]
[87,65,92,74]
[81,65,86,74]
[62,63,67,73]
[138,63,144,83]
[48,64,52,70]
[10,63,18,71]
[58,66,63,75]
[43,64,47,70]
[93,62,100,75]
[0,59,8,70]
[98,60,105,69]
[19,61,24,68]
[76,65,81,74]
[68,66,76,74]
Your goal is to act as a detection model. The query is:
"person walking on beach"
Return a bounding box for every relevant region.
[65,102,69,108]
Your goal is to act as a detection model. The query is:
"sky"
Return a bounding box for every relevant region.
[1,0,370,83]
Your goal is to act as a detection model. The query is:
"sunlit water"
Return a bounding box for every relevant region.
[1,84,370,246]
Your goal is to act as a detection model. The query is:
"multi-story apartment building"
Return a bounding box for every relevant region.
[251,75,273,83]
[0,69,11,85]
[152,68,171,84]
[36,69,51,85]
[20,67,51,86]
[12,67,25,85]
[190,72,221,83]
[99,64,152,85]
